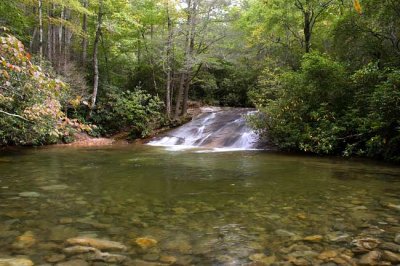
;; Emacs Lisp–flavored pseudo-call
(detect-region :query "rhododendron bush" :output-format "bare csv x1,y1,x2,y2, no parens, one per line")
0,34,90,145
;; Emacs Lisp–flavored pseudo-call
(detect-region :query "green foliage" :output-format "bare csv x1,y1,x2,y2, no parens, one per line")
250,52,400,161
0,34,89,145
92,87,164,138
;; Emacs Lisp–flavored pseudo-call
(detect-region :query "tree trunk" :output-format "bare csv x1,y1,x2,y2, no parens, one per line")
47,3,52,62
82,0,88,64
182,0,197,116
173,0,193,119
58,6,64,70
30,27,37,52
89,0,103,116
174,73,187,119
165,1,173,118
304,11,311,53
51,4,56,62
38,0,43,61
63,7,70,72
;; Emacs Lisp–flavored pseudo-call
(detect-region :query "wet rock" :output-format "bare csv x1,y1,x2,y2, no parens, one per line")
351,237,380,251
56,259,89,266
159,255,177,264
387,203,400,211
303,235,323,242
162,238,192,254
45,254,66,263
172,207,187,215
40,184,69,191
4,210,28,218
358,250,381,265
130,260,169,266
59,218,74,224
288,257,311,266
0,258,34,266
288,250,318,259
142,254,159,261
216,255,236,264
326,232,350,242
63,245,97,255
38,242,62,251
318,250,338,260
275,229,296,237
12,231,36,249
66,237,127,251
135,237,158,249
85,250,128,263
76,218,111,229
395,233,400,244
379,242,400,252
249,253,276,265
382,250,400,263
49,226,78,241
18,192,40,198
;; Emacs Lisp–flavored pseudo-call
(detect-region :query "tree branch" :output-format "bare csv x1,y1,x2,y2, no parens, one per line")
0,110,31,122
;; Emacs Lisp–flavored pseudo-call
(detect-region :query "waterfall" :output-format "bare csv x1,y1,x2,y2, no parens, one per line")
147,108,259,151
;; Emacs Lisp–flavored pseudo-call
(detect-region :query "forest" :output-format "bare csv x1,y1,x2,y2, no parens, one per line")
0,0,399,161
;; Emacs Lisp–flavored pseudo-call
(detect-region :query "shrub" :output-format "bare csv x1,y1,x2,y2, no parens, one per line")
0,34,90,145
93,87,164,138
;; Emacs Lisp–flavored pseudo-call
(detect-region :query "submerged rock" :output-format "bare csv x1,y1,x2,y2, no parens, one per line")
249,253,276,265
40,184,69,191
135,237,158,249
275,229,296,237
0,258,34,266
66,237,127,251
18,192,40,198
45,254,66,263
395,233,400,244
56,259,89,266
12,231,36,249
159,255,177,264
358,250,381,265
49,225,78,241
318,250,338,260
303,235,323,242
382,250,400,263
63,245,97,255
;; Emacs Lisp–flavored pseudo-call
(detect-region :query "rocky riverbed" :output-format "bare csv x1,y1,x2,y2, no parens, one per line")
0,145,399,265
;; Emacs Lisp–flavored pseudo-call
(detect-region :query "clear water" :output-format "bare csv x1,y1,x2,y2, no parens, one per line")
0,145,399,265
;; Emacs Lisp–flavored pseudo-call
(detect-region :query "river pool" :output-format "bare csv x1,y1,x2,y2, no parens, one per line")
0,145,399,265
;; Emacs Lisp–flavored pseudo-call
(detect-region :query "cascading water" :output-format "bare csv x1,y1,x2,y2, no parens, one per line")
147,108,260,151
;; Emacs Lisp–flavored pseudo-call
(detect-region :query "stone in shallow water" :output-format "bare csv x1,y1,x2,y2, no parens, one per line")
249,253,276,264
159,255,177,264
49,226,78,241
63,245,97,255
56,259,89,266
135,237,158,249
379,242,400,253
40,184,69,191
275,229,296,237
303,235,323,242
66,237,127,251
318,250,338,260
18,192,40,198
0,258,34,266
358,250,381,265
45,254,66,263
382,250,400,263
12,231,36,249
395,233,400,244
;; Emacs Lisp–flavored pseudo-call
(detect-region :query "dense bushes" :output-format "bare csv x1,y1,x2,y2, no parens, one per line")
249,53,400,161
0,34,90,145
92,87,164,138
